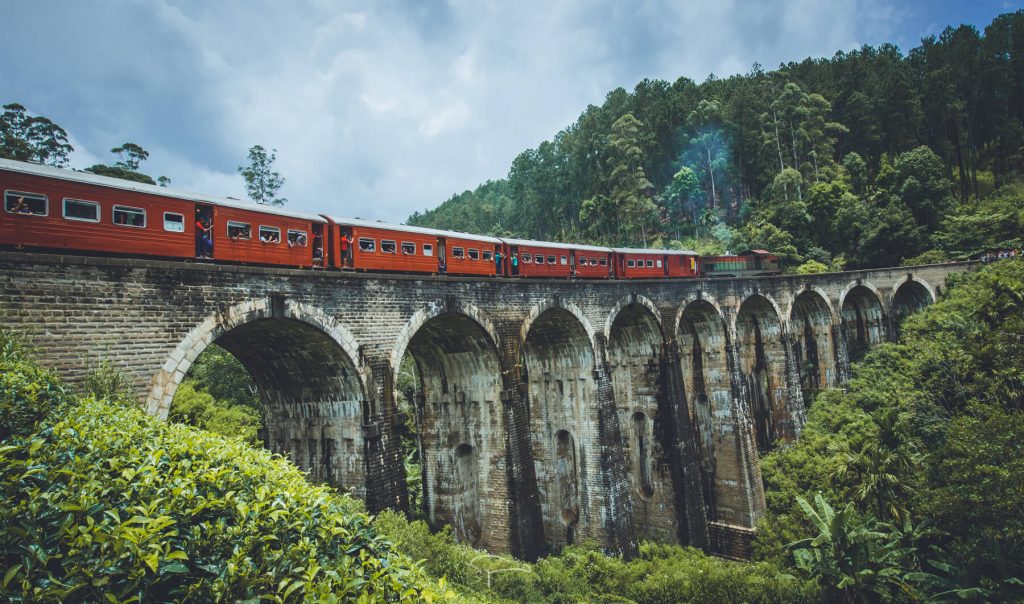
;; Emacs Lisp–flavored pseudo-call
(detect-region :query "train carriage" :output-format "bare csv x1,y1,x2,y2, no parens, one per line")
613,248,699,279
503,238,613,279
701,250,781,277
0,158,326,268
327,217,501,276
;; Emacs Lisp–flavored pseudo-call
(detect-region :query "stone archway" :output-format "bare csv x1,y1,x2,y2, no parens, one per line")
891,277,934,337
840,284,886,363
607,300,676,543
735,294,796,450
522,305,600,551
789,289,838,399
147,298,369,492
400,309,504,550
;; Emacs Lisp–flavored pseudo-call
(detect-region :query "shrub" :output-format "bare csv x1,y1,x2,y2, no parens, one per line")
0,394,445,602
0,329,69,441
83,358,137,403
168,380,261,444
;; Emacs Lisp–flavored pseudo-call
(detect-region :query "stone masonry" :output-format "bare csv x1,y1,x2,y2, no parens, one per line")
0,250,972,560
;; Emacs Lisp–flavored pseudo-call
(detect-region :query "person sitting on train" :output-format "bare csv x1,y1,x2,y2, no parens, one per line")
261,231,274,243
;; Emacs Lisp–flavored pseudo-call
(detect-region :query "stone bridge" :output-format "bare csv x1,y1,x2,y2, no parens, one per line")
0,251,973,559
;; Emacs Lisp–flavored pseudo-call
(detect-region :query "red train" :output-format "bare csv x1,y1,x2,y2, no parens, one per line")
0,158,780,278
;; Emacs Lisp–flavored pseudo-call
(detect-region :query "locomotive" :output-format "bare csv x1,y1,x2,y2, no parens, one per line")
0,158,780,278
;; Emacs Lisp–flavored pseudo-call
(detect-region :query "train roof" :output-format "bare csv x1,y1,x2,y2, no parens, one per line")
500,237,613,253
611,247,699,256
325,216,504,244
0,158,326,223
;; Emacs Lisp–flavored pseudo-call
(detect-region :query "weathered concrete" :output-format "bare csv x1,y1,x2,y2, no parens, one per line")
0,251,973,560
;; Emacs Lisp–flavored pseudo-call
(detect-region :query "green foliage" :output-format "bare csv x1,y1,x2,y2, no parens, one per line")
374,511,816,603
239,144,287,206
758,259,1024,601
0,329,69,442
0,352,444,601
83,359,137,403
83,163,157,185
183,343,260,411
794,260,828,274
168,381,261,444
0,103,73,167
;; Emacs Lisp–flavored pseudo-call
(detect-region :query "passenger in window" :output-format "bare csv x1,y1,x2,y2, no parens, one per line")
10,196,29,214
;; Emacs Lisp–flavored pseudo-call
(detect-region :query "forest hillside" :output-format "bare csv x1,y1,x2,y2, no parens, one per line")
408,11,1024,271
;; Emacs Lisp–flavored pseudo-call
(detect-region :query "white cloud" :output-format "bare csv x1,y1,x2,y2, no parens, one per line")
0,0,999,222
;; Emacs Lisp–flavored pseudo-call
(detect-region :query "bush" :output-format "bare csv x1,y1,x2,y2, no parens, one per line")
0,329,69,441
168,381,261,444
0,393,445,601
83,359,137,403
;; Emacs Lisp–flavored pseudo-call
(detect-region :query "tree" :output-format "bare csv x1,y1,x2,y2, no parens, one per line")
238,145,287,206
111,142,149,171
85,142,158,185
0,103,74,167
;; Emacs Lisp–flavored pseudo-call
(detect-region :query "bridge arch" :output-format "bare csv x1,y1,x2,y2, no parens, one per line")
606,298,674,542
677,296,740,524
839,282,886,362
147,298,369,490
787,288,838,395
388,300,503,549
891,276,935,326
734,293,792,450
521,300,599,550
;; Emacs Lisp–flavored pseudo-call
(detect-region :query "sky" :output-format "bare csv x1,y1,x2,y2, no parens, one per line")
3,0,1021,223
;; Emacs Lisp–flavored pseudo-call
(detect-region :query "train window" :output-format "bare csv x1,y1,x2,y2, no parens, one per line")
560,256,567,265
522,253,532,263
163,212,185,232
547,255,556,264
627,259,635,268
381,240,397,253
401,242,415,254
646,260,654,267
482,250,492,261
599,258,608,266
656,260,663,268
4,191,47,216
112,205,146,228
260,226,280,242
452,247,465,258
227,221,251,240
63,198,100,223
534,255,544,265
468,249,479,260
423,243,433,256
287,229,307,247
358,237,376,252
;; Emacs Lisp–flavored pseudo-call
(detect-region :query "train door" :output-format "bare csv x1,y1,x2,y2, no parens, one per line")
510,245,519,276
437,238,447,274
339,226,354,268
663,254,669,277
569,250,577,278
311,223,325,267
195,203,214,259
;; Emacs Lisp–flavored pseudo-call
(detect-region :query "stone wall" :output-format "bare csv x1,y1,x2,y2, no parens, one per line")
0,251,972,560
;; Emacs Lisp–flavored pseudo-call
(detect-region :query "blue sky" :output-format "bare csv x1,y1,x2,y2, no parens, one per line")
3,0,1019,222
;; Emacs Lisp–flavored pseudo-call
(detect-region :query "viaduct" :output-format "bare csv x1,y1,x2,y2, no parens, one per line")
0,251,973,560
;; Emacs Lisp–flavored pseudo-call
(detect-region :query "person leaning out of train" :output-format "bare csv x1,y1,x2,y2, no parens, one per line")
339,233,353,266
194,213,212,259
494,249,503,276
511,252,519,275
9,196,30,214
